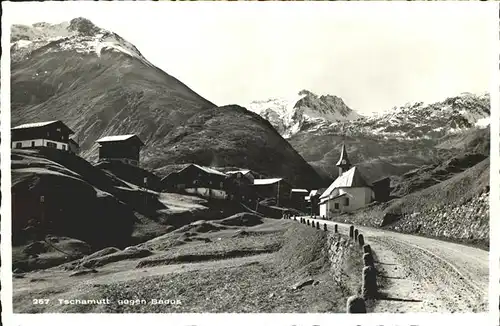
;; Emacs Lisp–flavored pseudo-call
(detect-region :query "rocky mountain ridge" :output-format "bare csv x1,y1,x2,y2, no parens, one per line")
287,93,490,182
246,90,361,138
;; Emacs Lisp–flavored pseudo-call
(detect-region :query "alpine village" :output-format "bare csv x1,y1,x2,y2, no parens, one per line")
10,17,490,314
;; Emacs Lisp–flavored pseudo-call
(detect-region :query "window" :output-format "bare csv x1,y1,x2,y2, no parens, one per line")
334,203,339,210
31,141,35,147
47,142,56,148
15,142,22,149
220,182,224,188
344,198,349,206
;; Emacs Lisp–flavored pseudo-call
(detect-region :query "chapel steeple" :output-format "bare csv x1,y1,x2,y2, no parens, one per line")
336,143,352,175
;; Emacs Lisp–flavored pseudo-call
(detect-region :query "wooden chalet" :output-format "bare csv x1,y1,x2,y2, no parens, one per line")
226,170,256,184
225,170,257,204
11,120,77,153
162,164,229,200
96,134,144,166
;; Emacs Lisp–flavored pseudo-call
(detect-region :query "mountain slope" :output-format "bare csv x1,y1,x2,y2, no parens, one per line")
11,18,322,187
146,105,323,188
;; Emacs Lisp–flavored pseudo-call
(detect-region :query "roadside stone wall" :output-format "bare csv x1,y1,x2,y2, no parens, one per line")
325,232,363,295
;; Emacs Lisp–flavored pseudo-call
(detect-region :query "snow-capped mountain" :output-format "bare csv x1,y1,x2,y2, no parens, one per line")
246,90,361,138
311,92,490,141
287,92,490,182
11,18,154,68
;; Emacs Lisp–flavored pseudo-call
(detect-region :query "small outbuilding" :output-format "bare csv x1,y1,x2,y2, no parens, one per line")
371,177,391,202
306,188,325,215
290,189,309,212
96,134,144,166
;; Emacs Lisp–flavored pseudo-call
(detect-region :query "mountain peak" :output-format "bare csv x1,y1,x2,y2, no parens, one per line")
298,89,316,97
68,17,101,36
246,91,360,138
11,17,153,67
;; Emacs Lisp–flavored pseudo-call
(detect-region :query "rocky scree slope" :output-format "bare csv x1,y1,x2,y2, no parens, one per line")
333,157,489,248
11,17,322,188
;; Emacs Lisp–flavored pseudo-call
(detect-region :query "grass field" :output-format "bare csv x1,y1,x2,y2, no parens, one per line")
13,217,361,313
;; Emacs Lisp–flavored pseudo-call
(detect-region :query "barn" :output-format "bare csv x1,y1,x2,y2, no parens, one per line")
290,189,309,212
253,178,292,206
11,120,77,153
96,134,144,166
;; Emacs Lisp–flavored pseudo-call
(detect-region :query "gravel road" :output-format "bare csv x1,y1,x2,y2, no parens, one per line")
302,217,488,313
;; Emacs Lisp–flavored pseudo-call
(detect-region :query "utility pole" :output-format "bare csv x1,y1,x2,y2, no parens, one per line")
40,195,45,240
143,177,148,208
277,180,280,207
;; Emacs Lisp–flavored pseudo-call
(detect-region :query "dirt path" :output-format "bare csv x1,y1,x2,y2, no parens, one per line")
302,217,488,313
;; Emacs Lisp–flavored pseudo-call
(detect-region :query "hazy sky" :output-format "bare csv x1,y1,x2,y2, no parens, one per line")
5,2,496,114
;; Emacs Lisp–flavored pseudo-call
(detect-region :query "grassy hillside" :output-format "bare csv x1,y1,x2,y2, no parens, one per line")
14,220,362,313
11,148,234,251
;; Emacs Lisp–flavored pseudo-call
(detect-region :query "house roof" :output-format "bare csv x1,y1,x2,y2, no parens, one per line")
291,189,309,193
320,167,370,199
68,138,80,146
254,178,283,185
12,120,74,134
96,134,144,146
227,170,252,175
372,176,391,185
180,164,227,177
320,192,350,204
310,188,326,197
